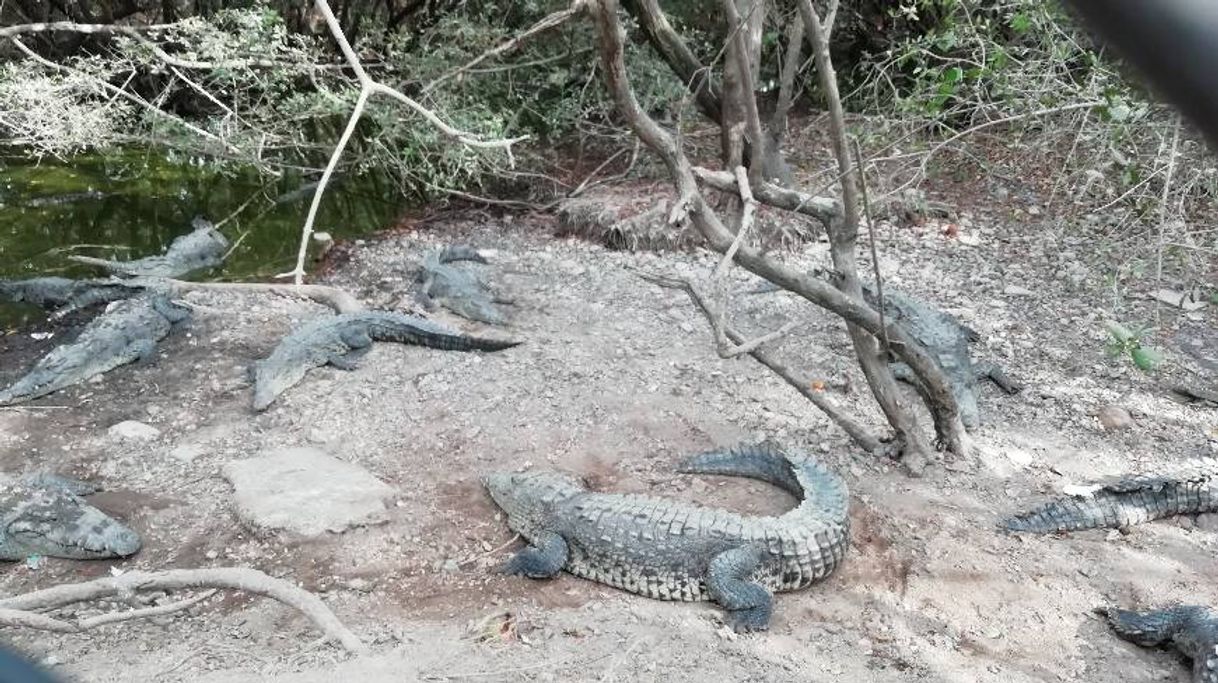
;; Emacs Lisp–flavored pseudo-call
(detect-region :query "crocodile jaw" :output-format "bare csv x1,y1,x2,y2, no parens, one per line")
482,471,583,539
251,359,308,411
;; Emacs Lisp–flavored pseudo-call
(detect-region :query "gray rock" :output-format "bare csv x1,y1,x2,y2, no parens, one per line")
1096,405,1134,431
1002,285,1035,297
222,447,396,536
168,444,206,463
108,420,161,442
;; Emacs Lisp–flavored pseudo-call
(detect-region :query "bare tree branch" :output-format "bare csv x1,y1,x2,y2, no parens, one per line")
639,271,885,454
0,567,367,655
277,0,531,285
621,0,723,123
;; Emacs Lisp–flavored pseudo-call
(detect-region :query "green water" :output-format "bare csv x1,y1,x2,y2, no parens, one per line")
0,151,402,282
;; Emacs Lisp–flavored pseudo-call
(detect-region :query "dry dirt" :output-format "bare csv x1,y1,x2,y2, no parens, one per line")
0,194,1216,683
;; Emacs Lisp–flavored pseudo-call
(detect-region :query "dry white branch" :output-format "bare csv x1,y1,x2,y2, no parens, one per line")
0,567,367,655
9,38,233,151
277,0,530,285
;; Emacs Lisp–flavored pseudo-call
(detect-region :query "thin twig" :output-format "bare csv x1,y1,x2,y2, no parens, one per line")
853,138,888,351
1153,115,1182,329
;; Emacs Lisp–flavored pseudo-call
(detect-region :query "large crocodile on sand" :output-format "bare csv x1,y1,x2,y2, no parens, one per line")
416,245,512,325
251,310,521,411
1100,605,1218,683
0,473,141,560
483,443,850,632
1001,457,1218,533
0,293,190,406
70,217,228,279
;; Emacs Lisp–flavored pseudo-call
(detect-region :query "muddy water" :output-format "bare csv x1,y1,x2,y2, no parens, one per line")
0,150,402,327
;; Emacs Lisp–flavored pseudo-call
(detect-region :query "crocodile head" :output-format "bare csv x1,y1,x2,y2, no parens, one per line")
482,470,585,538
0,489,142,560
250,359,308,412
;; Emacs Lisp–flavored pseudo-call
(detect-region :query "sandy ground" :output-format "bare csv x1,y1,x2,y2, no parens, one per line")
0,197,1215,683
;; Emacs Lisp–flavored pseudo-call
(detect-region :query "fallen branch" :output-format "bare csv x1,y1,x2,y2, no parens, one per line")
640,271,885,455
0,567,367,655
163,279,364,314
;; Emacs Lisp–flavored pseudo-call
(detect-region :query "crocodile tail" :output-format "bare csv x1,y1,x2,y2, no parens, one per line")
1002,465,1218,533
676,443,849,523
1101,605,1210,647
413,332,521,352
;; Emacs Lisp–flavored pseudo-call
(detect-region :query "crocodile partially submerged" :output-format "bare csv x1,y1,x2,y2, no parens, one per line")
0,276,145,319
1101,605,1218,683
0,293,190,406
416,245,512,325
483,443,851,632
1001,458,1218,533
0,473,141,560
251,310,521,411
70,217,228,279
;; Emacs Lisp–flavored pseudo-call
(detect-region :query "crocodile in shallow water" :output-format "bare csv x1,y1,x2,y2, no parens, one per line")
251,310,521,411
416,245,513,325
70,217,229,279
0,293,190,406
1001,457,1218,533
0,473,141,560
483,442,851,632
1101,605,1218,683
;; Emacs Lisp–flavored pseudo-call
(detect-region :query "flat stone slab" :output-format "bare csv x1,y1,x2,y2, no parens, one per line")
108,420,161,441
222,447,395,537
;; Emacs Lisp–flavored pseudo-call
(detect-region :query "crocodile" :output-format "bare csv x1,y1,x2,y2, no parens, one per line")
749,279,1019,428
483,442,851,632
415,245,513,325
0,276,145,318
1100,605,1218,683
865,288,1021,429
0,293,190,406
70,217,229,279
1001,457,1218,533
0,473,141,560
251,310,522,411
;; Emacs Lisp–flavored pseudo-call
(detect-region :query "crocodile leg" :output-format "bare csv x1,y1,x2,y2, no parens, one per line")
328,346,371,371
501,531,568,578
976,362,1023,394
127,339,160,366
707,546,773,633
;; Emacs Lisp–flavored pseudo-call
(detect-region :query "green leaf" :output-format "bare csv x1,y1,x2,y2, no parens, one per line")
1104,321,1134,343
942,66,963,84
1130,346,1163,372
1009,13,1032,34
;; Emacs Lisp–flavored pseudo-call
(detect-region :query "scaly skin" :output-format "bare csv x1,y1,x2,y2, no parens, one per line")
74,217,228,279
0,474,141,561
1002,458,1218,533
868,289,1021,429
483,443,851,632
0,294,190,406
0,277,140,315
416,245,510,325
750,280,1019,428
251,310,521,411
1102,605,1218,683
